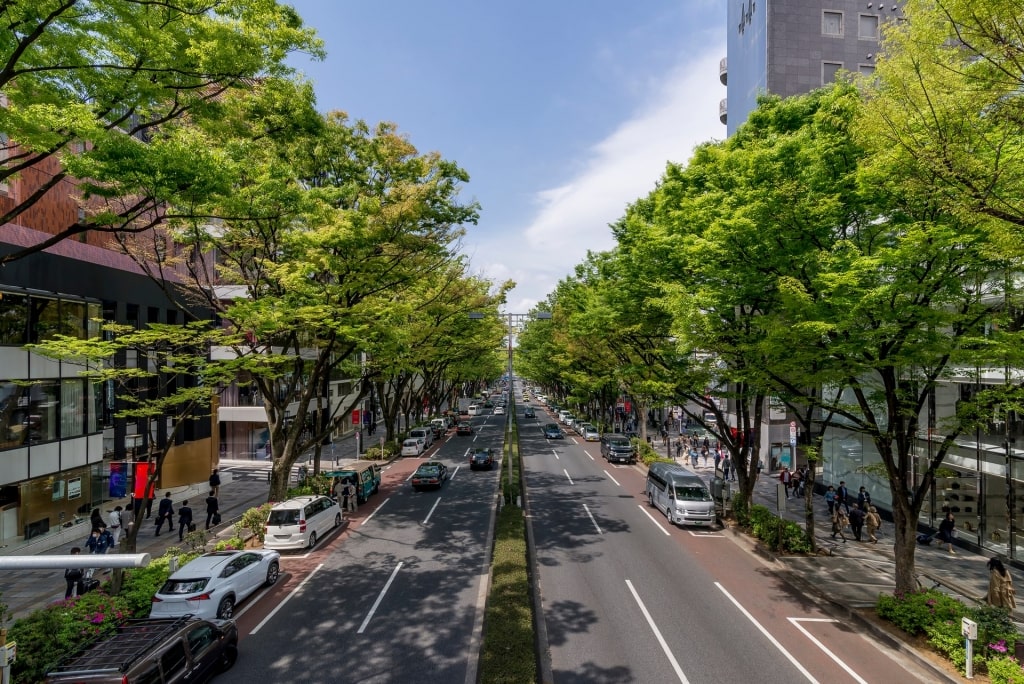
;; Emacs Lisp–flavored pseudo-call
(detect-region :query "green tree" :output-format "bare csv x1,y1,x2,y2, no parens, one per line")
0,0,322,263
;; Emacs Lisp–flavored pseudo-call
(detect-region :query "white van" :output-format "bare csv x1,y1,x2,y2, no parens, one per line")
264,495,343,550
646,463,715,527
409,427,433,448
557,410,571,424
467,404,481,416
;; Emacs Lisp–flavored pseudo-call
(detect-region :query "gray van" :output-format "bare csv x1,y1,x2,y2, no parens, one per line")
600,434,636,464
409,427,433,448
646,462,715,527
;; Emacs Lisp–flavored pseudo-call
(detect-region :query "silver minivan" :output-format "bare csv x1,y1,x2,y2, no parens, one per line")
264,495,343,550
409,427,433,448
646,463,715,527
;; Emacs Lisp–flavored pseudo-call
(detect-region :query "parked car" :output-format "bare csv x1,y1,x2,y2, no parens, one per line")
401,438,424,457
524,407,536,419
469,448,495,470
543,423,563,439
456,421,474,435
46,616,238,684
323,462,382,503
409,427,433,448
411,461,449,490
601,433,637,464
580,424,600,441
150,550,281,620
263,495,343,550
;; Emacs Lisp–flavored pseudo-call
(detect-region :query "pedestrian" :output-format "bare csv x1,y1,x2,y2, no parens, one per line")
177,500,194,542
89,507,106,530
723,457,733,481
344,479,357,513
209,468,221,497
108,505,123,547
689,448,699,469
154,492,174,536
857,486,871,511
837,481,850,514
865,505,881,543
830,506,849,543
675,440,682,459
64,547,84,599
714,450,722,471
825,485,836,515
848,503,865,541
780,467,792,498
937,511,957,554
85,525,114,578
986,558,1016,609
791,469,802,497
205,490,220,530
701,448,709,467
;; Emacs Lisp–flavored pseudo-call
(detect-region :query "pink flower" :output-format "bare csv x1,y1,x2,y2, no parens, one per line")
989,640,1008,653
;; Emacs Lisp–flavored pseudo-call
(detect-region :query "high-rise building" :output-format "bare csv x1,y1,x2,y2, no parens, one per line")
721,0,902,134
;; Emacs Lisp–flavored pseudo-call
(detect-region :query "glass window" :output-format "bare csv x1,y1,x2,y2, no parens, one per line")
859,14,879,40
823,11,843,36
61,379,85,439
87,302,102,340
160,641,188,677
60,299,87,339
26,381,59,444
89,381,102,433
29,296,61,343
823,62,843,84
0,382,28,449
0,292,29,345
859,64,876,76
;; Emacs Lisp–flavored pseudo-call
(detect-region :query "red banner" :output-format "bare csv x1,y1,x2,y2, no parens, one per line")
352,409,361,426
133,462,156,500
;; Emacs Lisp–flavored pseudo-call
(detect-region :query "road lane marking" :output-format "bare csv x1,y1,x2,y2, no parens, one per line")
406,469,416,481
357,562,404,633
788,618,868,684
250,563,323,634
571,437,579,444
604,470,621,487
637,504,671,536
360,497,390,526
552,449,559,460
450,465,461,481
423,497,442,525
583,504,603,534
585,451,594,460
715,583,818,683
686,529,725,537
563,469,574,484
625,580,690,683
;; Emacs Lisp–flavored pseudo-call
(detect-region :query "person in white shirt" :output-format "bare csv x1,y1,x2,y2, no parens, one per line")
108,505,123,547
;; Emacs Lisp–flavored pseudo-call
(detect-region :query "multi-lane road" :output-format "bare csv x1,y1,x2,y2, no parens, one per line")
206,388,935,683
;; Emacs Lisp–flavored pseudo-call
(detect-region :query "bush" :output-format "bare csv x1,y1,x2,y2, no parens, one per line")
363,443,398,460
742,504,812,553
987,656,1024,683
926,619,969,671
635,438,672,466
876,588,964,636
236,503,272,544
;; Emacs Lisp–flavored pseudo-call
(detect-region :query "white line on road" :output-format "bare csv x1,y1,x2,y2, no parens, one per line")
625,580,690,683
250,563,323,634
571,437,579,445
406,469,416,481
604,470,621,487
450,465,461,481
552,449,559,460
358,562,404,634
788,618,868,684
563,469,574,485
715,583,818,683
686,529,725,537
360,497,390,526
423,497,442,525
637,504,671,536
585,451,594,460
583,504,603,534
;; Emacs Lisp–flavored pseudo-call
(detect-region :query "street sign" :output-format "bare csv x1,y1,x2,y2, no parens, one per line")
1,641,16,665
789,421,797,440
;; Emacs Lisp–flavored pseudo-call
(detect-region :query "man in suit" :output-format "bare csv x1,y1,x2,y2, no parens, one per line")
154,492,174,536
837,481,851,514
177,500,194,542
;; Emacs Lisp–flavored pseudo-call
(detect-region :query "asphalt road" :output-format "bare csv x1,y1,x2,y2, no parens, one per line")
524,403,938,683
217,411,503,684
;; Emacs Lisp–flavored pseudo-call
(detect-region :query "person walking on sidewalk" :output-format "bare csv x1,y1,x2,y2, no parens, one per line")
205,490,220,530
108,506,124,548
84,525,114,578
825,485,836,515
154,492,174,536
64,546,84,599
865,505,881,543
857,486,871,511
209,468,221,497
937,511,957,554
831,506,849,542
344,479,357,514
723,456,733,482
837,481,851,514
848,503,865,541
986,557,1016,609
780,467,792,498
177,500,194,542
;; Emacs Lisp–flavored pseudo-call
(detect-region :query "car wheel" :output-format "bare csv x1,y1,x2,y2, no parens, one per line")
334,512,342,528
216,596,235,620
308,531,318,549
218,644,239,672
265,561,280,586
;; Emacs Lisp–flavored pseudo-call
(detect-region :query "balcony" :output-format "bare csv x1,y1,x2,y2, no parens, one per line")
719,57,727,85
719,98,727,125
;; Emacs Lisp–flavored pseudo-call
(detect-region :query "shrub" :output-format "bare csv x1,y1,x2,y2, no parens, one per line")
926,619,968,671
743,504,812,553
969,604,1017,655
214,536,246,552
363,442,398,460
987,656,1024,683
733,492,750,526
236,503,273,544
876,588,964,636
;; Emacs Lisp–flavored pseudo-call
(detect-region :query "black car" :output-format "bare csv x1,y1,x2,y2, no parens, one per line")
411,461,449,490
469,448,495,470
524,407,536,419
543,423,563,439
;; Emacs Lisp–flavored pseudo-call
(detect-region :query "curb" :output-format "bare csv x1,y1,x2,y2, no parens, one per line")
724,525,960,683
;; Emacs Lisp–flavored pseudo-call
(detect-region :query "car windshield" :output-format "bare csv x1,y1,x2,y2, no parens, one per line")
675,486,711,502
403,440,418,447
473,451,489,459
268,509,301,526
160,577,210,594
416,466,440,476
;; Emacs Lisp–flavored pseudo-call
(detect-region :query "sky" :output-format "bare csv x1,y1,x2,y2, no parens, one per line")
285,1,727,313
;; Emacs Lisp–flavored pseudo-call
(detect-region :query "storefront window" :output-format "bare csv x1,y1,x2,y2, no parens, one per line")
0,292,29,345
29,296,61,343
61,379,85,438
25,381,59,444
0,381,27,449
87,302,102,340
61,299,87,339
89,381,102,433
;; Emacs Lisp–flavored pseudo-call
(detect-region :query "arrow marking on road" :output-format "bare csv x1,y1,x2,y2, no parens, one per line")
357,562,404,634
583,504,603,534
250,563,323,635
625,580,690,683
637,505,671,536
788,618,868,684
715,582,818,683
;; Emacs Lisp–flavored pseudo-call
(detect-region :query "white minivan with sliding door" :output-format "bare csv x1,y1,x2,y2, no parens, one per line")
646,463,715,527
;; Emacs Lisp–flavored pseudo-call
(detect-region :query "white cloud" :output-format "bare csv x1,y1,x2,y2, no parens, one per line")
471,44,727,311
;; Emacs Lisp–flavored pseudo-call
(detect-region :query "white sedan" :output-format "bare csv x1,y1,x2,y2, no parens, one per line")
150,550,281,620
401,438,425,456
494,405,505,415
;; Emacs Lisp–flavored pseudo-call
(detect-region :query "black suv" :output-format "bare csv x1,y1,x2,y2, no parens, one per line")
600,434,636,464
45,616,238,683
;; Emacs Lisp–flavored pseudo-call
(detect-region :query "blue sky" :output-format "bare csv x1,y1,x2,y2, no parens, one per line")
285,1,726,312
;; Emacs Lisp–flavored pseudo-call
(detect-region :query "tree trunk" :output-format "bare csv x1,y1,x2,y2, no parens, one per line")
803,458,817,553
268,456,291,502
891,496,919,594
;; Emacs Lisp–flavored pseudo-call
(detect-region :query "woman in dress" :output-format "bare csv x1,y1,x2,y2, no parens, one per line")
986,557,1016,609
